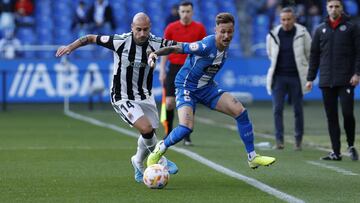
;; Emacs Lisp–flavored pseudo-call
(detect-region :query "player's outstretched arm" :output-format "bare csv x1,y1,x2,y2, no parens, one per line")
55,34,97,57
156,43,183,56
148,43,183,68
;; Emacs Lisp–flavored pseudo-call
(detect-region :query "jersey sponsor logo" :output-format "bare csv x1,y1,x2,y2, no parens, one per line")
129,61,148,68
100,36,110,43
204,64,220,74
127,112,134,120
189,43,199,51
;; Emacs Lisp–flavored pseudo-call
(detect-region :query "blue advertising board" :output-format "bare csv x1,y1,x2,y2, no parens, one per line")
0,58,358,103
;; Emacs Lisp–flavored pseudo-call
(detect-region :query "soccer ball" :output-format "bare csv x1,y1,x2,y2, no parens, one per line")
143,164,169,189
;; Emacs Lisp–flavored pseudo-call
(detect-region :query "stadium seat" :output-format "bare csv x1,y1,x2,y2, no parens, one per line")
343,0,359,16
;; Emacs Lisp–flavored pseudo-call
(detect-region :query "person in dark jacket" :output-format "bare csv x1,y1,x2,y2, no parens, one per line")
86,0,115,34
306,0,360,161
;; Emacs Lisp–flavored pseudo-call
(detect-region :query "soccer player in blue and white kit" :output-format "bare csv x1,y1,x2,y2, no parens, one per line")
147,13,276,169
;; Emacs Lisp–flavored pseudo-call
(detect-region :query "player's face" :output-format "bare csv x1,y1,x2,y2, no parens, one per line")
178,5,193,24
327,1,343,20
215,22,234,50
280,12,295,31
131,20,151,45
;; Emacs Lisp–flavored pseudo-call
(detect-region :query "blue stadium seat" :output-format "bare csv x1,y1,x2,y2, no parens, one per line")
165,0,180,11
115,27,127,35
253,14,270,37
16,28,35,42
54,15,72,30
36,29,53,42
147,0,163,13
252,15,269,56
344,0,358,16
109,0,126,4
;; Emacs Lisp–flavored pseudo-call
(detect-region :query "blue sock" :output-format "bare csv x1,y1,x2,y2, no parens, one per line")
164,125,192,147
236,110,255,153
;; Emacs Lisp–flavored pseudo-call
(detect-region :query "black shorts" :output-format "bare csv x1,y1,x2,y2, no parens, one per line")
166,64,183,97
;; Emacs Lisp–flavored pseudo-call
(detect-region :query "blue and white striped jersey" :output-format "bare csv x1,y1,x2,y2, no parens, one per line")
175,35,228,90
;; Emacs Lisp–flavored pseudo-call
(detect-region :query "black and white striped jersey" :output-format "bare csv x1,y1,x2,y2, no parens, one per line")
96,32,176,102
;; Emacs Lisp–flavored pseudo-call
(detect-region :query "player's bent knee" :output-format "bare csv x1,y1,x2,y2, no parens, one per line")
231,106,245,118
137,124,153,135
141,129,155,139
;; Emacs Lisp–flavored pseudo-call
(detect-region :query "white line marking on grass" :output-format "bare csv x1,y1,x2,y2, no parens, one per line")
65,110,305,203
195,117,346,156
306,161,358,176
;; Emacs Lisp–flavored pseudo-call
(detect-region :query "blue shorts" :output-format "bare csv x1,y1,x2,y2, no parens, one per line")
175,85,225,111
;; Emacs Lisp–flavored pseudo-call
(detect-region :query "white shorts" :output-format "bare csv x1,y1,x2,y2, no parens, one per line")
112,95,159,129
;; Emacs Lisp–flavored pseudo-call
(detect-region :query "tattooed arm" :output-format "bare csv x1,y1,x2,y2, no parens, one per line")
148,43,183,67
56,35,97,57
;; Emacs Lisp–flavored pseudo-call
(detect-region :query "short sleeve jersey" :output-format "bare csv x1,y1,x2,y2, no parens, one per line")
164,20,206,65
175,35,228,90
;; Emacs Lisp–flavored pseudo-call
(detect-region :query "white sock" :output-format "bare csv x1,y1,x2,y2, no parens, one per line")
134,134,157,164
248,151,257,161
158,141,167,153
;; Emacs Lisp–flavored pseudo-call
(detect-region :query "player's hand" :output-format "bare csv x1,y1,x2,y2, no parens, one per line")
148,52,158,68
56,46,72,57
350,74,359,86
305,81,313,90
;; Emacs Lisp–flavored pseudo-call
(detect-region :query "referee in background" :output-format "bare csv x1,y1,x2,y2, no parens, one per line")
159,1,206,145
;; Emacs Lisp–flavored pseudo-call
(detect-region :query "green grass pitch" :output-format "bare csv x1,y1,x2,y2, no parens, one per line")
0,102,359,202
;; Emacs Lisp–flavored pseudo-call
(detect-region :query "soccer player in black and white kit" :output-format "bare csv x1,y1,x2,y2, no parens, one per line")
56,13,178,183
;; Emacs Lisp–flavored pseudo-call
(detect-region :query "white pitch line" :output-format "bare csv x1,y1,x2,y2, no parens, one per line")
64,109,304,203
195,116,345,156
306,161,358,176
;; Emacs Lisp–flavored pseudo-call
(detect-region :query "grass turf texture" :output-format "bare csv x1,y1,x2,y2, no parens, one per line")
0,101,359,202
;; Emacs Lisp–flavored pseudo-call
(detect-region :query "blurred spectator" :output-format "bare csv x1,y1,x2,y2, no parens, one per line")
14,0,34,27
280,0,322,32
255,0,279,30
14,0,32,16
0,0,15,33
72,0,87,30
0,28,21,59
72,0,88,40
165,4,179,26
306,1,322,33
87,0,115,34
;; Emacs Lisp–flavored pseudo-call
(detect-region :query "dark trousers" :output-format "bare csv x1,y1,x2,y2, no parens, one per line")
272,75,304,144
321,86,356,155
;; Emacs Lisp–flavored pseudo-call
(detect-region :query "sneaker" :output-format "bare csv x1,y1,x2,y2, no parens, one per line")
184,140,193,146
273,143,284,150
165,159,179,174
130,156,144,183
183,136,193,146
321,152,342,161
294,142,302,151
248,154,276,169
348,147,359,161
158,156,179,174
147,140,166,167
